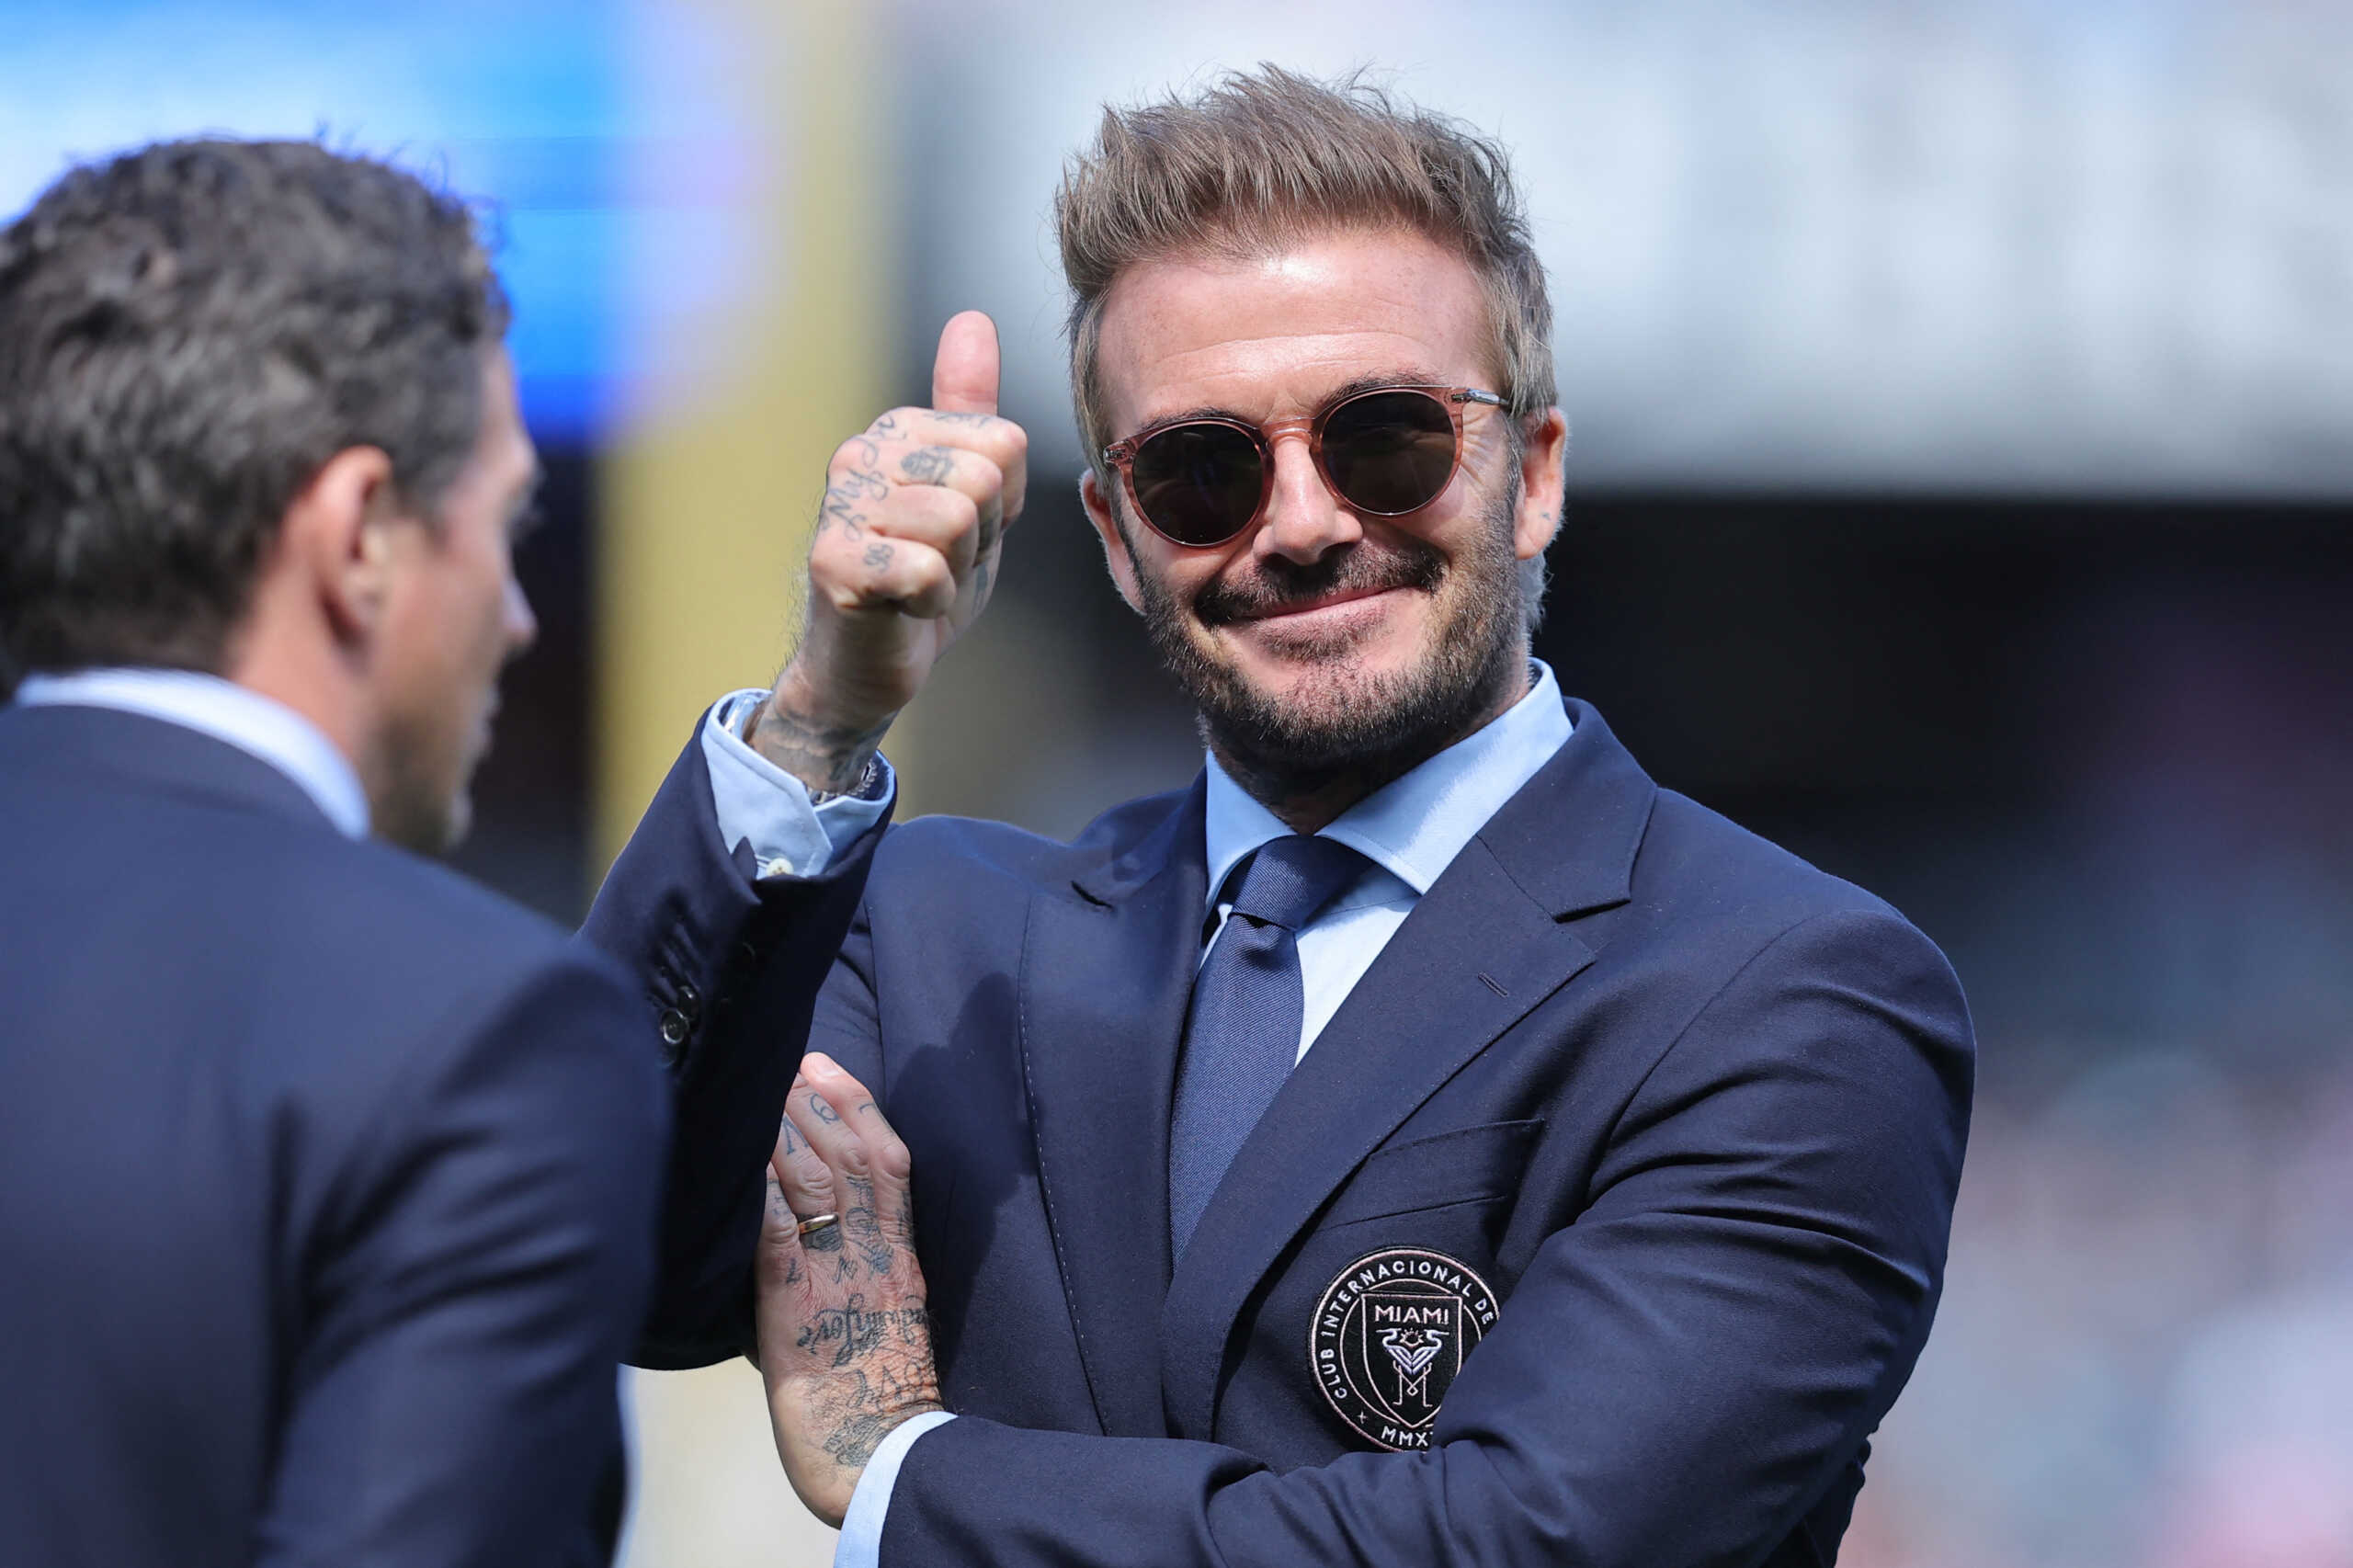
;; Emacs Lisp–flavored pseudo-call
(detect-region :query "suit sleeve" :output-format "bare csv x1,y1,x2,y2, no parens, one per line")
580,724,887,1369
879,906,1975,1568
253,953,666,1568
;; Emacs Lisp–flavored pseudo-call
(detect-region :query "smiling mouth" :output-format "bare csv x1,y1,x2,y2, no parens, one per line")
1192,535,1447,631
1233,584,1411,622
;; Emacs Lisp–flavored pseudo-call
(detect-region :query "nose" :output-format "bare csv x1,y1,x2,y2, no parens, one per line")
1253,430,1361,565
503,571,538,658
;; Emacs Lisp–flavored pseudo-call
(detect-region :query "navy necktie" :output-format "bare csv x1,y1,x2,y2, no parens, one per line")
1169,834,1367,1261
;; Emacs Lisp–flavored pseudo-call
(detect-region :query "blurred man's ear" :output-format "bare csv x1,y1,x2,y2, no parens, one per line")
1078,469,1146,616
281,446,401,646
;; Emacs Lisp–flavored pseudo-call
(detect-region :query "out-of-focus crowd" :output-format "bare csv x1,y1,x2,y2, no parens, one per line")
1847,595,2353,1568
1851,1051,2353,1568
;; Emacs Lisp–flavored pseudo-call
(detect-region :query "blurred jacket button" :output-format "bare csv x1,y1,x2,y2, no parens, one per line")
658,1008,691,1055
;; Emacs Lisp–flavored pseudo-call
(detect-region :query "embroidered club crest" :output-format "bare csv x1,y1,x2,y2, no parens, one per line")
1309,1246,1501,1450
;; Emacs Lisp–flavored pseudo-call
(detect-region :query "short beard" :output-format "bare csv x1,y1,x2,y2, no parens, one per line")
1128,487,1529,807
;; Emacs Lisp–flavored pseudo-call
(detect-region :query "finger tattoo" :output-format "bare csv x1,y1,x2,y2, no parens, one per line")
899,447,956,485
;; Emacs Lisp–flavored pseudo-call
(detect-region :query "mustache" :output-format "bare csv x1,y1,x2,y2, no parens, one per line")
1192,539,1446,626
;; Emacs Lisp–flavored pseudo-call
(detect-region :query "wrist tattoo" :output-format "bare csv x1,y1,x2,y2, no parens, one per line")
753,704,892,795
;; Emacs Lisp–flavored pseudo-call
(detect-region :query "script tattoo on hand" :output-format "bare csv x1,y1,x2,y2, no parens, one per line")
816,448,889,540
794,1295,930,1369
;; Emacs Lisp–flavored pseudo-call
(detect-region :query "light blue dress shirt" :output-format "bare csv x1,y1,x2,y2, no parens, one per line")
767,662,1574,1568
1200,659,1574,1062
699,689,896,880
11,667,371,838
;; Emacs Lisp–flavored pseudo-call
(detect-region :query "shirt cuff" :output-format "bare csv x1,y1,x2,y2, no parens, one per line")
832,1410,955,1568
699,689,894,880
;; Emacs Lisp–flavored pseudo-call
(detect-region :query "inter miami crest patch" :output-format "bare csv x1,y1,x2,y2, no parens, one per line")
1310,1246,1501,1450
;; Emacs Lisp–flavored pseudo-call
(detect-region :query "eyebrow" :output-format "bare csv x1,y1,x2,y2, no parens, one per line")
1138,369,1451,432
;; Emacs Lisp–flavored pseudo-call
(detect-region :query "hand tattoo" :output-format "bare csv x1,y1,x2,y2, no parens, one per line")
842,1173,894,1275
786,1290,943,1478
899,446,957,486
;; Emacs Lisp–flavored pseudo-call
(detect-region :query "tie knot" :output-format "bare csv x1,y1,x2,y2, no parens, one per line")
1225,835,1366,932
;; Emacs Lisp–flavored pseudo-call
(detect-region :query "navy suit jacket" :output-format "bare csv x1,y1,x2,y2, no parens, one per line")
608,698,1974,1567
0,703,875,1567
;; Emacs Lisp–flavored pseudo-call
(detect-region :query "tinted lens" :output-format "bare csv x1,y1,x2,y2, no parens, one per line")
1319,390,1458,515
1127,422,1265,545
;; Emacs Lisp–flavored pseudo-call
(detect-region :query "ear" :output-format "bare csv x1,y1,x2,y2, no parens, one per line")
1079,467,1146,615
279,446,403,647
1510,407,1569,564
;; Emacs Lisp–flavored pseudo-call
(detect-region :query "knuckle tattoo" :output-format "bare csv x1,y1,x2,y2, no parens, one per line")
899,446,956,486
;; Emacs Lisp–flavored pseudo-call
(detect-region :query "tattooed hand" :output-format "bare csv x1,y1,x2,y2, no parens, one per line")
751,311,1028,794
756,1052,944,1528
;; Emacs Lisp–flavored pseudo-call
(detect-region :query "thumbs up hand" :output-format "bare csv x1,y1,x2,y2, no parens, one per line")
752,311,1028,795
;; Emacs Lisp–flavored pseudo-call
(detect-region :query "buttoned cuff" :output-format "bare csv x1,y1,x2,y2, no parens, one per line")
832,1410,955,1568
699,690,894,880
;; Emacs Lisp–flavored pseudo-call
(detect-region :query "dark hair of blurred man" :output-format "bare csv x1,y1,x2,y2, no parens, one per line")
0,140,885,1568
591,67,1976,1568
0,137,527,846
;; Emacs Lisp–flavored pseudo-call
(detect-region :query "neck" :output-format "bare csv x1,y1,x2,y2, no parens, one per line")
222,614,377,812
1210,651,1532,834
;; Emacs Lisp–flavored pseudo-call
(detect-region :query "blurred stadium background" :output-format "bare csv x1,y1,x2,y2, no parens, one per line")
5,1,2348,1563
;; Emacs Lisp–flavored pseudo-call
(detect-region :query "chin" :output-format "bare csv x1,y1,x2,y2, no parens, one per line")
369,764,472,855
1225,628,1432,706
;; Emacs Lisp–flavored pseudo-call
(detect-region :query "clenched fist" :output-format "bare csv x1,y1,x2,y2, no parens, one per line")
752,311,1028,793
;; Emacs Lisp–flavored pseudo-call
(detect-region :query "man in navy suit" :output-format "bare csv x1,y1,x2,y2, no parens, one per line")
0,141,963,1565
595,70,1973,1567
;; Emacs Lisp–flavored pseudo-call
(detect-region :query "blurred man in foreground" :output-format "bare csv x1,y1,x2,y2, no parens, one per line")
597,69,1974,1568
0,141,907,1565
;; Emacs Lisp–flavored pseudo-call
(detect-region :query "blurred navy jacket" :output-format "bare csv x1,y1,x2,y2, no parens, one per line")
0,682,878,1567
599,691,1975,1568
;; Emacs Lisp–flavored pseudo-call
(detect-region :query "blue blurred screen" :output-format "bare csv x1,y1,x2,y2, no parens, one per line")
0,0,623,440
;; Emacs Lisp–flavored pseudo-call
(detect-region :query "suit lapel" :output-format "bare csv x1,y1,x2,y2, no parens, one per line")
1018,780,1210,1437
1159,700,1656,1438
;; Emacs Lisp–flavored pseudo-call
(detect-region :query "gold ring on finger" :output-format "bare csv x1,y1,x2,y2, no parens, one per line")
794,1211,840,1237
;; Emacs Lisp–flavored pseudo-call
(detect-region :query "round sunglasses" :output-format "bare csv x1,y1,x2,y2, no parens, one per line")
1102,384,1506,548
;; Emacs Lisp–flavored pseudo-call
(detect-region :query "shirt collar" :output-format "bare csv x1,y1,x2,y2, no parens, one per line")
12,667,371,839
1202,660,1574,913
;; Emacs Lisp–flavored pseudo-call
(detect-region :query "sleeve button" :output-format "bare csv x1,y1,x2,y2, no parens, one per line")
658,1009,691,1050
